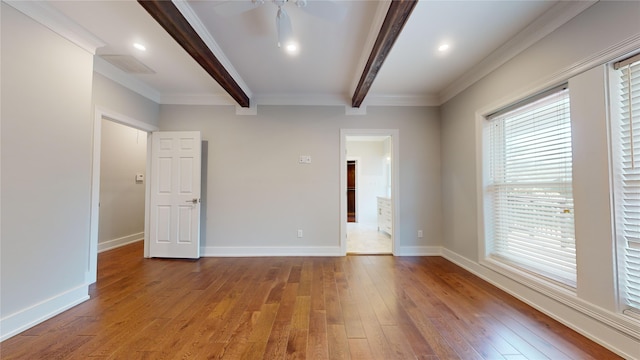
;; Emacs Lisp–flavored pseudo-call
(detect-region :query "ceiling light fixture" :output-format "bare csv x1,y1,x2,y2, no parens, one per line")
133,42,147,51
438,43,450,52
275,3,299,55
276,6,294,47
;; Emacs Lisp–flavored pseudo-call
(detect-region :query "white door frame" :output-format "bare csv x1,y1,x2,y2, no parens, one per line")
88,107,158,284
340,129,399,255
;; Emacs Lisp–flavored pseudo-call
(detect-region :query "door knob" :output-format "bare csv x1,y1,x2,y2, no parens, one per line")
186,198,199,204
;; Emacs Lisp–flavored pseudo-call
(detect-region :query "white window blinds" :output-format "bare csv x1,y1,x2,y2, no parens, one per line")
614,55,640,313
487,87,576,287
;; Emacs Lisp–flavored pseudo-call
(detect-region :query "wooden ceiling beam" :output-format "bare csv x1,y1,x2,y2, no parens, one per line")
351,0,417,108
138,0,250,108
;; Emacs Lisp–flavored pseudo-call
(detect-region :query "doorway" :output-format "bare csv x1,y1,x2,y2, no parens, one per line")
340,129,399,255
88,108,158,284
347,160,357,222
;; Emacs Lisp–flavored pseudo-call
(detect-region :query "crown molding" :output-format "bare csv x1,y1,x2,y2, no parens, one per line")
438,0,598,105
3,0,105,54
94,56,162,103
155,92,438,107
254,93,349,106
363,94,440,107
161,93,235,106
171,0,253,100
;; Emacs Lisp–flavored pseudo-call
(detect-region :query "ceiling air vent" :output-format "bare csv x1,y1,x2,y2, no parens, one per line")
100,55,156,74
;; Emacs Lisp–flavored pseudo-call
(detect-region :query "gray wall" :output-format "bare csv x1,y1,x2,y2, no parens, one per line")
159,105,442,253
92,72,159,127
1,3,94,335
98,119,147,248
440,1,640,356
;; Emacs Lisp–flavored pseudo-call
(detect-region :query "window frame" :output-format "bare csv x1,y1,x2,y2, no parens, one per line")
611,55,640,319
479,84,578,293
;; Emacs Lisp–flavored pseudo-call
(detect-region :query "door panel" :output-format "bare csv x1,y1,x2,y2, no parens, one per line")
149,131,201,258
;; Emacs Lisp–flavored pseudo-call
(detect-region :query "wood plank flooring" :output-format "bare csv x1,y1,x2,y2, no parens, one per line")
0,241,622,359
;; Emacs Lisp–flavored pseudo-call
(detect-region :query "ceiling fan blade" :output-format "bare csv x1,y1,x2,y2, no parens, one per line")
212,0,263,17
297,0,347,22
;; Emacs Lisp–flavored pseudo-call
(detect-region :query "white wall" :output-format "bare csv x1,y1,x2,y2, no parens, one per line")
0,3,94,340
92,72,159,128
159,105,442,254
98,120,147,250
346,140,387,224
440,1,640,357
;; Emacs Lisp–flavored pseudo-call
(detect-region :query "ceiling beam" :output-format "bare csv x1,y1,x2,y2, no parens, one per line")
351,0,417,108
138,0,250,108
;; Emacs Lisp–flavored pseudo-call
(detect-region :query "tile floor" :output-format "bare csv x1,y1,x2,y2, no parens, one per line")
346,221,392,254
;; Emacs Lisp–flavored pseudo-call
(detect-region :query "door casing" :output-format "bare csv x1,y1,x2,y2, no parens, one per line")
88,107,158,284
340,129,399,256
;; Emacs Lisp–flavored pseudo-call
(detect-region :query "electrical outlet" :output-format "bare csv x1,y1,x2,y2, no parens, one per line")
418,230,423,238
297,229,303,238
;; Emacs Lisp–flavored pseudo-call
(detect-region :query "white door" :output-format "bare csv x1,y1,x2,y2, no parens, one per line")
149,131,202,258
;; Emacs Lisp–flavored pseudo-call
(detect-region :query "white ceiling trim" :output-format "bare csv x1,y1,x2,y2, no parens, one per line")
363,94,440,107
172,0,253,100
161,93,236,106
94,56,162,103
253,93,350,106
438,0,598,105
4,0,105,54
251,93,437,107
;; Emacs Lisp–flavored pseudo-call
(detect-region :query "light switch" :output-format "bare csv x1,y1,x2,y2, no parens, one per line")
135,173,144,183
299,155,312,164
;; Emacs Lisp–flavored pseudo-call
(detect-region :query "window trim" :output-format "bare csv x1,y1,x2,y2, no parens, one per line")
470,38,640,346
481,85,576,290
609,55,640,318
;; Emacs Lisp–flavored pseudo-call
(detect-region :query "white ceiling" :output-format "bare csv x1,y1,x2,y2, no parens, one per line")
42,0,595,108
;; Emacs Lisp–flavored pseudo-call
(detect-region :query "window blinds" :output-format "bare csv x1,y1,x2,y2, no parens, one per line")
487,88,576,286
615,57,640,312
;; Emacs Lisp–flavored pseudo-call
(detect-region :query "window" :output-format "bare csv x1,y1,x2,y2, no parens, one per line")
613,53,640,315
485,86,576,287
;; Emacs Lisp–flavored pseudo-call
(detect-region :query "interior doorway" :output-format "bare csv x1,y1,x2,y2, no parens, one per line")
347,160,357,222
88,108,158,284
340,129,399,255
98,119,147,251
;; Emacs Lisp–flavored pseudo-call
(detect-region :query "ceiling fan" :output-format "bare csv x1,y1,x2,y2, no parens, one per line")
212,0,348,52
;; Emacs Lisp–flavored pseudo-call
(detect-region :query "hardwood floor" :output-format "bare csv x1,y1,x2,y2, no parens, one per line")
0,241,622,359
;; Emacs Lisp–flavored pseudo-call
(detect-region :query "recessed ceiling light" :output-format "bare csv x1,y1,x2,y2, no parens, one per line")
285,42,299,55
438,43,450,52
133,43,146,51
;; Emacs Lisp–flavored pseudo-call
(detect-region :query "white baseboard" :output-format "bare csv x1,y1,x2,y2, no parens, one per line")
0,284,89,341
397,246,443,256
98,232,143,253
441,248,640,360
201,246,342,257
